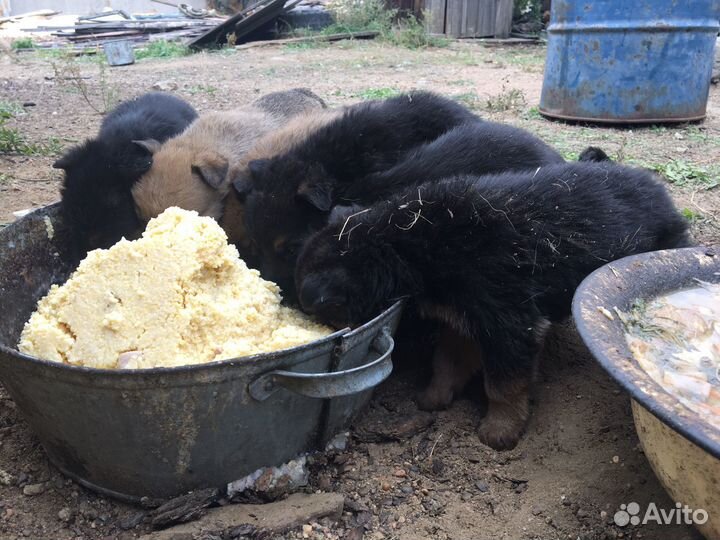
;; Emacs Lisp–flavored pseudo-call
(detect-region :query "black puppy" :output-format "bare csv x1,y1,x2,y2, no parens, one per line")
55,92,197,258
344,120,565,200
235,91,479,293
295,161,690,450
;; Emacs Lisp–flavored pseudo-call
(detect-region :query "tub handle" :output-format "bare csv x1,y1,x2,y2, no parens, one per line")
249,327,394,401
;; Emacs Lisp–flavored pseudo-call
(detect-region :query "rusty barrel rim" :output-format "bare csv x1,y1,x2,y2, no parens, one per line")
538,108,707,125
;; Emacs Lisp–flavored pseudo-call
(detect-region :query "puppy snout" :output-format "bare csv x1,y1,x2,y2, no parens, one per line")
298,274,332,313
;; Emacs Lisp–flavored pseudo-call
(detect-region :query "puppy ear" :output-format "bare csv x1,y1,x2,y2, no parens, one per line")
132,139,162,155
52,155,73,170
192,153,229,190
248,159,270,178
231,170,253,201
297,180,334,212
53,144,86,170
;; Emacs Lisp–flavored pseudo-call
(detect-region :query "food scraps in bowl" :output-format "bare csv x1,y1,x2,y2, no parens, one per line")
17,207,331,369
622,280,720,428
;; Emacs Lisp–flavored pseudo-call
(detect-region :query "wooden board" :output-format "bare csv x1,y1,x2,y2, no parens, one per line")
493,0,512,38
187,0,286,48
233,30,379,49
423,0,445,35
431,0,513,38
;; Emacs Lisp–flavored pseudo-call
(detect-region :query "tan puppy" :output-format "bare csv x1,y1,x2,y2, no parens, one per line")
132,89,326,229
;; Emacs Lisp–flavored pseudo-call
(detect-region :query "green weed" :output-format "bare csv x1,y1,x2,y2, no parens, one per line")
284,41,326,51
187,84,218,95
383,15,449,49
0,101,24,119
325,0,394,34
523,106,543,120
135,40,191,60
324,0,444,49
485,88,526,112
0,120,62,156
11,37,34,50
451,92,482,110
354,87,400,100
681,208,701,222
653,160,719,188
50,53,120,115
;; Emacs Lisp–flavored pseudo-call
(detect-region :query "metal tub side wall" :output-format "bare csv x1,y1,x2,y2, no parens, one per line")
0,206,395,500
540,0,720,123
0,347,336,500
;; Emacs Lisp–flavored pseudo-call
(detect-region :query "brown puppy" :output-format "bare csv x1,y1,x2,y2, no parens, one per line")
131,89,326,245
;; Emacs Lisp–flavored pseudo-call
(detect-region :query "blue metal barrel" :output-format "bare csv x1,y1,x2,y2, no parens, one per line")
539,1,720,123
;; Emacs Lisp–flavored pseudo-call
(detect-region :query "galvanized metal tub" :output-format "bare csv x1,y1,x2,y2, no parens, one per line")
540,0,720,123
572,247,720,539
0,205,403,502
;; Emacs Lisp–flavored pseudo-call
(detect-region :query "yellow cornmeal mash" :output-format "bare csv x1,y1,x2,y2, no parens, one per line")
18,207,331,369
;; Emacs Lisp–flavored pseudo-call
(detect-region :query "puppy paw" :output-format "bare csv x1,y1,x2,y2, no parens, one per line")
416,386,453,411
477,408,527,451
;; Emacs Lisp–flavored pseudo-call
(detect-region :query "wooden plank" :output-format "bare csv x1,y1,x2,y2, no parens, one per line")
423,0,445,34
233,30,379,49
474,0,495,37
0,9,58,24
464,0,478,37
494,0,513,38
188,0,284,48
459,0,467,38
445,0,463,38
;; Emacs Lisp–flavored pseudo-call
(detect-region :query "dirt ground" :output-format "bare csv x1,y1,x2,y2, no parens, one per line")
1,39,719,540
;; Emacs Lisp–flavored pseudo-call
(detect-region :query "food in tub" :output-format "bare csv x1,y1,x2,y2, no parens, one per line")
18,207,331,369
622,280,720,428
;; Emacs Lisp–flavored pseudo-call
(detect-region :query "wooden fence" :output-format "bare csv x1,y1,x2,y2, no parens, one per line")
414,0,514,38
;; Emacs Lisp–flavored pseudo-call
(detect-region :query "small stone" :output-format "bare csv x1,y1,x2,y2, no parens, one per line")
119,510,145,530
431,459,444,475
58,507,73,522
612,455,620,464
393,469,406,478
22,483,46,496
531,505,543,516
317,474,332,492
576,508,589,519
600,510,608,520
346,527,364,540
152,80,178,91
561,496,571,506
0,470,14,486
475,481,489,493
302,523,313,538
400,485,413,494
79,501,98,520
381,482,391,491
460,492,471,502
